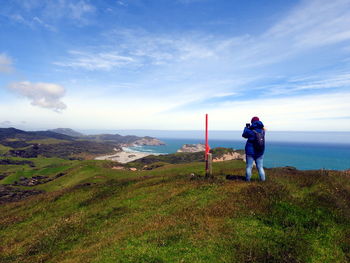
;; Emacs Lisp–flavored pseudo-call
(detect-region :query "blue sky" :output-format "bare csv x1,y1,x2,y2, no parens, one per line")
1,0,350,131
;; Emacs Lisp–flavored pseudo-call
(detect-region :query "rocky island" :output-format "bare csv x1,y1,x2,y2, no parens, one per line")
125,136,165,147
177,143,206,153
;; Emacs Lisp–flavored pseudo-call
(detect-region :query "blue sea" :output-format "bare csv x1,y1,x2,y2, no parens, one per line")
128,138,350,171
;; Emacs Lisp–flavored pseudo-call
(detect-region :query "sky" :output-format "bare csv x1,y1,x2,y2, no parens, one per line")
1,0,350,132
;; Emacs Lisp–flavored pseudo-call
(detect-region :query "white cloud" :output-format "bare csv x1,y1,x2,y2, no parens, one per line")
9,13,26,23
8,82,67,112
0,53,13,73
265,0,350,48
32,16,56,31
54,50,135,70
260,72,350,96
68,0,95,21
55,30,217,70
6,13,56,31
4,0,95,29
117,1,127,7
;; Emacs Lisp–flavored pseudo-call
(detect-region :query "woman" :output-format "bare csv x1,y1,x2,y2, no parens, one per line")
242,116,266,181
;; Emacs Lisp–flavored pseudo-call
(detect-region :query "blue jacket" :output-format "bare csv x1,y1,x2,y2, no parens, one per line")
242,120,265,157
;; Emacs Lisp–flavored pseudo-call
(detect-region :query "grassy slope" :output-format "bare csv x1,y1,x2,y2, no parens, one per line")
0,158,349,263
27,139,71,145
0,157,77,185
0,145,12,155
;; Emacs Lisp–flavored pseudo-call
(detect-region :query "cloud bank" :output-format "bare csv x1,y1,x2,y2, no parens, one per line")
8,82,67,112
0,121,12,127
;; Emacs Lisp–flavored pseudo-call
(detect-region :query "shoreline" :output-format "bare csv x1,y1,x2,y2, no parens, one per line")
94,147,159,163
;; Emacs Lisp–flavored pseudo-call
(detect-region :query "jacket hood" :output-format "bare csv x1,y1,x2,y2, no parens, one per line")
251,120,264,129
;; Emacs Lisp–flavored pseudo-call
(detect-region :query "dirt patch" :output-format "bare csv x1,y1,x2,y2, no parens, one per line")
226,175,246,181
0,173,10,180
112,166,125,170
12,173,66,187
0,185,44,204
74,182,96,188
0,159,35,167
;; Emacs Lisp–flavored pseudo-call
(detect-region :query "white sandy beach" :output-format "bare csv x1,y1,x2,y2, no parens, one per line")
95,148,157,163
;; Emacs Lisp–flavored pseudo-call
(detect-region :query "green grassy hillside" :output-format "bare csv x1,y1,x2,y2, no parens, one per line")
0,157,349,263
0,127,163,160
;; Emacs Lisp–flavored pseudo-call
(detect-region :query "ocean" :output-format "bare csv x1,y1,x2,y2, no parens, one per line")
127,138,350,171
82,129,350,171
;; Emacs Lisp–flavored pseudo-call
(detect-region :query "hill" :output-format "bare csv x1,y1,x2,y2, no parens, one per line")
0,155,349,263
0,128,164,160
0,128,116,159
49,128,84,137
82,134,164,146
49,127,165,146
0,127,74,141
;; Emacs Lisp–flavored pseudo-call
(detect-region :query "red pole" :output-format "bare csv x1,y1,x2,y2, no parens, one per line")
205,113,209,160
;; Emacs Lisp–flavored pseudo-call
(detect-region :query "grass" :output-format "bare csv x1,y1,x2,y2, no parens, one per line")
0,157,349,262
0,157,77,185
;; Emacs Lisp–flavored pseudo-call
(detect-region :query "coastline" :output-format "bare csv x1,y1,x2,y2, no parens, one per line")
93,139,350,170
121,139,350,170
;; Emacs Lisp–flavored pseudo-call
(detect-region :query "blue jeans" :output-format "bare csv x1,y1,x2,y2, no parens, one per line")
246,155,265,181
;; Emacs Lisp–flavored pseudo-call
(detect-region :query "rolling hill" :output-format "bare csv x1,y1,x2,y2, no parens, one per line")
0,153,349,263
